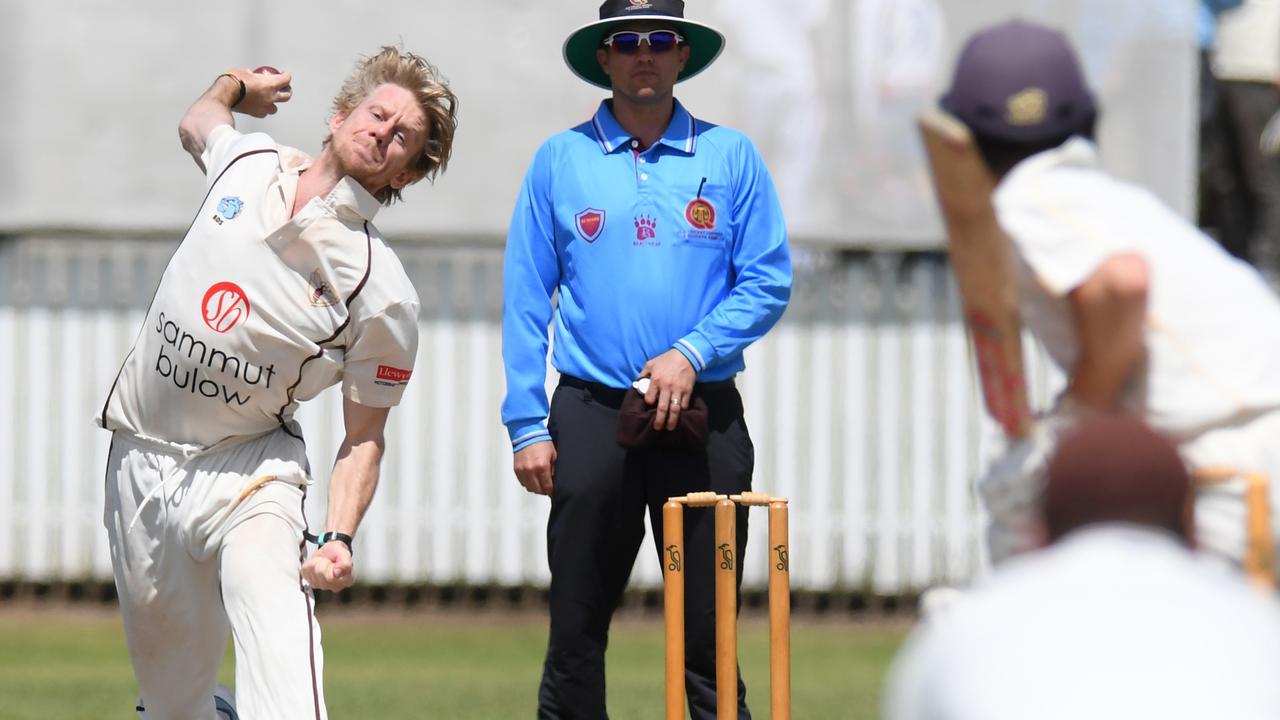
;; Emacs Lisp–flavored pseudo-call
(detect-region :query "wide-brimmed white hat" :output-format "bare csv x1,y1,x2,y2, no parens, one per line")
563,0,726,90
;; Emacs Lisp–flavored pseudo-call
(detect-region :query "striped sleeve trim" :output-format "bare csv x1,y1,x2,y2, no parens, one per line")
512,430,553,453
675,339,706,372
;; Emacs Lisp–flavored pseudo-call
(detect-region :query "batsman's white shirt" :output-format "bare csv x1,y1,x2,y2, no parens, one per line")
885,526,1280,720
995,137,1280,438
101,124,420,448
986,138,1280,570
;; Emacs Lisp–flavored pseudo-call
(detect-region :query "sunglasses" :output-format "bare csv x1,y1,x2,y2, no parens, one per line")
602,29,685,54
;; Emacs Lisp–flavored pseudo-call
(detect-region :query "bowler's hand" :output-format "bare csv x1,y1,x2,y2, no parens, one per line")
514,441,556,496
641,349,696,431
231,68,294,118
302,541,354,592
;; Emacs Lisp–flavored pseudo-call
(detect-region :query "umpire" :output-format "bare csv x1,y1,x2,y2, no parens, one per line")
501,2,792,717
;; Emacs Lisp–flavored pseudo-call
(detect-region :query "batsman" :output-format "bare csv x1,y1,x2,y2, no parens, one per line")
922,20,1280,582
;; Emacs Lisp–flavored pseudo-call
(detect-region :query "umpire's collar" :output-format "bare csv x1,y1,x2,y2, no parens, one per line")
590,99,698,155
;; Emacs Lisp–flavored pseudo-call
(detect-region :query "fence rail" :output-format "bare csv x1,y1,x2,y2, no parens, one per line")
0,237,1064,593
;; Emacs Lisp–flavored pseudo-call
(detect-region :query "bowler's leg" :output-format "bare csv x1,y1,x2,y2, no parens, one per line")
104,440,226,720
219,484,325,720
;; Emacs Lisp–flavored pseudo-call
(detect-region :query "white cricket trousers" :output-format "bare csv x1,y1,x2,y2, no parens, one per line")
104,427,328,720
1182,408,1280,577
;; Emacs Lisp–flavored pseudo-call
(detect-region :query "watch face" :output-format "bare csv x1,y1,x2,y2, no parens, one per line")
320,532,353,552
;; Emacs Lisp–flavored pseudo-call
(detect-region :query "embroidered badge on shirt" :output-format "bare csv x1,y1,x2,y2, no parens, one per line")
575,208,606,243
213,196,244,225
685,198,716,230
201,281,251,333
635,215,657,242
307,268,341,307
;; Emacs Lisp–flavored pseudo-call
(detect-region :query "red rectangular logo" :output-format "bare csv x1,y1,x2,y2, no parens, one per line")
376,365,413,383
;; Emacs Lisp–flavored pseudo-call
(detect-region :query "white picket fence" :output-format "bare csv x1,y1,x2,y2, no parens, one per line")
0,238,1064,594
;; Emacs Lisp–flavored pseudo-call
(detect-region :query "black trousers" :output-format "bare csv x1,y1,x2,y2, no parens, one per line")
1201,64,1280,270
537,376,755,720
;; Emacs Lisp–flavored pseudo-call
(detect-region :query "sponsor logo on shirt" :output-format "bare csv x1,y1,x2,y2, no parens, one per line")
152,309,276,407
375,365,412,387
308,269,340,307
201,282,251,333
575,208,606,243
685,198,716,230
634,214,658,246
213,196,244,225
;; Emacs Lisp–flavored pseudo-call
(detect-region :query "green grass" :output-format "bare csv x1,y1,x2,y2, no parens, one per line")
0,607,908,719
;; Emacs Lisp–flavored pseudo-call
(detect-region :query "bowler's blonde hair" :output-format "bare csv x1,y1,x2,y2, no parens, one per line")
328,46,458,205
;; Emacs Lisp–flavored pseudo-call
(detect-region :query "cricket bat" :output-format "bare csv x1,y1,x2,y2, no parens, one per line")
918,109,1032,439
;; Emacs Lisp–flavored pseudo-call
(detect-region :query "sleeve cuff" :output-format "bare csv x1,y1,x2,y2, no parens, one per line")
510,426,552,453
674,335,711,373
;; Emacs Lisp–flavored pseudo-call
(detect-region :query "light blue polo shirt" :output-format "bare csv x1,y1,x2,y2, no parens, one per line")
501,100,792,451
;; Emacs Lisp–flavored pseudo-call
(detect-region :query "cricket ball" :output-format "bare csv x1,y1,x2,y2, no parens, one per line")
253,66,290,93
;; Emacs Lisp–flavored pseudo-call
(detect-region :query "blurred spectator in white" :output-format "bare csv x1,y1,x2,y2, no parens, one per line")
717,0,827,226
885,414,1280,720
848,0,946,228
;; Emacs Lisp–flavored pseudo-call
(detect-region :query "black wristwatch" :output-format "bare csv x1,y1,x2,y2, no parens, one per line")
316,531,354,555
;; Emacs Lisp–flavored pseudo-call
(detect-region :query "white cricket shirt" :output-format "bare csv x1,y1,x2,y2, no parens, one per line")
994,138,1280,437
101,126,420,449
885,526,1280,720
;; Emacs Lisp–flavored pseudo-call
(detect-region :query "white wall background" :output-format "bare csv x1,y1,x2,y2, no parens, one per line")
0,0,1196,248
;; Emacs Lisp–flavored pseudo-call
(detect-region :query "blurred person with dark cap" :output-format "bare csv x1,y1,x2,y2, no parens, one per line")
500,1,792,717
933,19,1280,581
885,414,1280,720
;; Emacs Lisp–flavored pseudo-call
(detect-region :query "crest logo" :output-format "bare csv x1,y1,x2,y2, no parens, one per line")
1006,87,1048,126
575,208,606,243
627,0,653,7
201,281,251,333
635,215,657,241
685,198,716,230
216,196,244,221
308,268,340,306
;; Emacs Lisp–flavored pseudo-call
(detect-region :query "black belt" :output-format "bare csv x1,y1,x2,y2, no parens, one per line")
558,373,735,409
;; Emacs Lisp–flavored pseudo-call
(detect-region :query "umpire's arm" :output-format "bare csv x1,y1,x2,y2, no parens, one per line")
501,142,561,496
302,397,389,591
671,138,792,374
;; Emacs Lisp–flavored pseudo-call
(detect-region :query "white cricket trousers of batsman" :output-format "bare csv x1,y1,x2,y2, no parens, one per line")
984,408,1280,576
1181,408,1280,577
104,427,328,720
